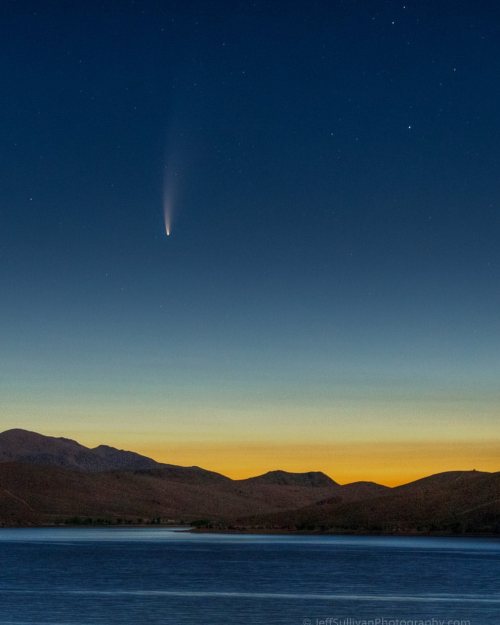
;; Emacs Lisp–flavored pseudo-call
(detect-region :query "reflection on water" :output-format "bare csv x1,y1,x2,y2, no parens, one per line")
0,528,499,624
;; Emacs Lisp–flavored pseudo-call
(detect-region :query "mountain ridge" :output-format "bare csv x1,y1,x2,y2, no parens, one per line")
0,429,497,533
0,429,339,484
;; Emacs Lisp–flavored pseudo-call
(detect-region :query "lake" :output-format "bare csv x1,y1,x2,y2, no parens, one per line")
0,528,498,624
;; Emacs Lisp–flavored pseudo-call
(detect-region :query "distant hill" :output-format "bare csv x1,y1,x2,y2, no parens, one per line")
234,470,500,534
335,481,391,502
239,470,338,488
0,429,159,472
0,429,497,533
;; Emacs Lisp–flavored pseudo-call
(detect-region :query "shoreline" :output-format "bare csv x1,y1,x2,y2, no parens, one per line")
1,523,499,539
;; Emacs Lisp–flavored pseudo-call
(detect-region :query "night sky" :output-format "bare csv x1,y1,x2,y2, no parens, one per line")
1,1,499,484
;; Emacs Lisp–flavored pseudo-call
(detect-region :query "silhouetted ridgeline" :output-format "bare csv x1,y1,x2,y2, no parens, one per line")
0,429,498,533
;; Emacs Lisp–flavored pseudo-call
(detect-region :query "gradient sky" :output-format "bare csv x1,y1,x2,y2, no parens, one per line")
1,1,499,485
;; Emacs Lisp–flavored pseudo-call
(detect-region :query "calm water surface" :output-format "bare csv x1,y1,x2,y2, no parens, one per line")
0,528,499,624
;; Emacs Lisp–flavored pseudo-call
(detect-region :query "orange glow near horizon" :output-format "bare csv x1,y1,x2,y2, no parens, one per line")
10,422,499,487
124,439,500,487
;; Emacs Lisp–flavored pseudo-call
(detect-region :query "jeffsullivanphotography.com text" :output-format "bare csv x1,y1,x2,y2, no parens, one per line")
304,618,471,625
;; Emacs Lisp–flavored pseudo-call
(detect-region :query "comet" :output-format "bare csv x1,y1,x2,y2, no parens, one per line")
163,205,172,237
163,197,172,237
163,136,184,238
163,166,175,238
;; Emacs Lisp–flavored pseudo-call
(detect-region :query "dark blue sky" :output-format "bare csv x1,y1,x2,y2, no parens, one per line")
1,1,499,481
